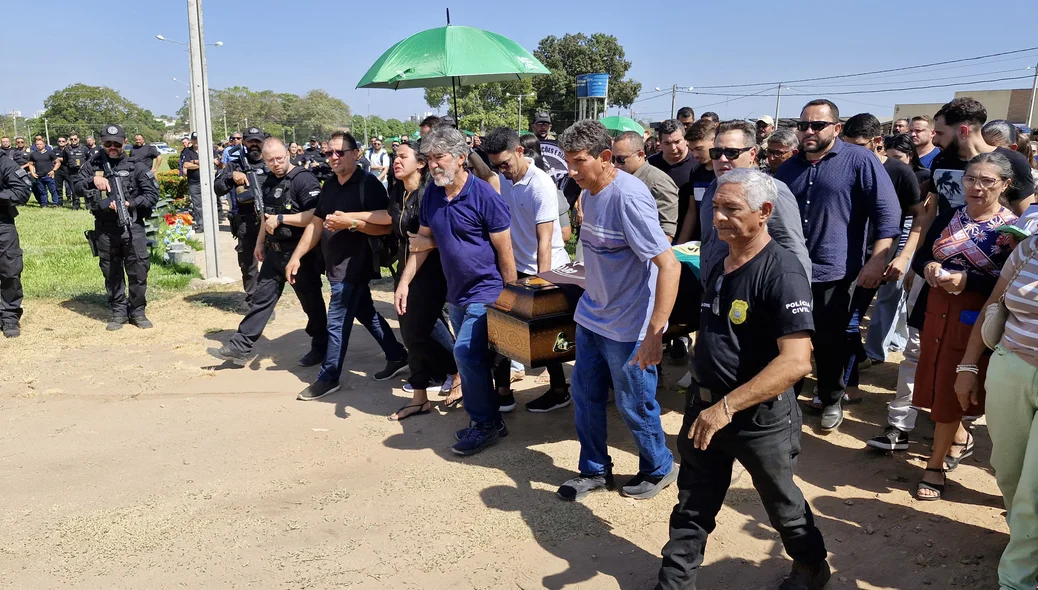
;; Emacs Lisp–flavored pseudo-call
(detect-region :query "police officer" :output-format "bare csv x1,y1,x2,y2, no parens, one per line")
9,138,30,171
207,137,328,366
213,127,267,307
73,124,160,331
63,134,92,210
0,150,33,338
85,136,102,162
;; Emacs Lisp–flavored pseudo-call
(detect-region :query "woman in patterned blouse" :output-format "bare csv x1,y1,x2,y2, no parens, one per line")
910,151,1018,501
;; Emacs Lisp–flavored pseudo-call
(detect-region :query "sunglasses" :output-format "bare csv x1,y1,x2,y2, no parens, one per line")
611,155,629,166
103,141,123,148
795,121,836,132
709,146,753,161
323,149,351,158
711,275,724,316
231,136,242,140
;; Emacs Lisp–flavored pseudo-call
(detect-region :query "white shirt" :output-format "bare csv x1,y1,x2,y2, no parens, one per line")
498,159,569,274
367,148,389,169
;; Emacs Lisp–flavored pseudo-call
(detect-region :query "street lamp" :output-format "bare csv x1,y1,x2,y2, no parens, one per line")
156,34,223,47
505,92,532,133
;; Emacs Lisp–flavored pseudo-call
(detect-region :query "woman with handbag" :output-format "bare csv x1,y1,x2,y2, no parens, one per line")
910,152,1019,501
956,231,1038,588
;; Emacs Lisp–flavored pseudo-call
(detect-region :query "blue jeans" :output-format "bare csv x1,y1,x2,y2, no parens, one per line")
448,302,500,425
317,280,406,383
36,176,59,206
863,278,908,361
571,324,673,477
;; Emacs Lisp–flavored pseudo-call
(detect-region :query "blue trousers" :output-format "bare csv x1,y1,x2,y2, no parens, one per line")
317,280,406,383
36,176,59,206
571,324,673,477
448,302,500,425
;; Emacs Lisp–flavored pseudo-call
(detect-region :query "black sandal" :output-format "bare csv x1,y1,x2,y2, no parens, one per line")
388,401,431,421
916,468,946,501
944,432,974,472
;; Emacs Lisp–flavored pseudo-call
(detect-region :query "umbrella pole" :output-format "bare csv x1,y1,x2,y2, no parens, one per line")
452,76,459,122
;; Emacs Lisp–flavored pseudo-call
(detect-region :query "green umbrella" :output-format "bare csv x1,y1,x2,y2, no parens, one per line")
357,13,549,120
599,116,645,137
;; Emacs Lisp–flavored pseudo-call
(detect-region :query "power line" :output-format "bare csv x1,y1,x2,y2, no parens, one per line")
691,46,1038,89
680,74,1034,97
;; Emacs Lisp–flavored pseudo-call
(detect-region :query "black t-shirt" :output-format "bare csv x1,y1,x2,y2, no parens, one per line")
695,240,814,396
925,146,1036,215
129,144,161,169
313,171,388,283
883,157,922,215
179,147,200,182
679,164,716,241
648,151,698,192
29,148,58,176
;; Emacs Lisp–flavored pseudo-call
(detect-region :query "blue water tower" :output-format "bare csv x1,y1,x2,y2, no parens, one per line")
576,73,610,120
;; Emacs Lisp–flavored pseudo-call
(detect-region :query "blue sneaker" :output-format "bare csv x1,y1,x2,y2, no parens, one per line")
455,420,508,441
451,421,504,456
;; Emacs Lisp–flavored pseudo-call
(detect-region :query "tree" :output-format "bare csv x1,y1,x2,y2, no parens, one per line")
286,89,352,139
175,87,352,143
423,79,535,134
532,33,641,131
36,83,167,141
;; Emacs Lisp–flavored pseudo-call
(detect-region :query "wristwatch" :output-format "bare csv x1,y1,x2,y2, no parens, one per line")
349,219,359,232
277,214,284,225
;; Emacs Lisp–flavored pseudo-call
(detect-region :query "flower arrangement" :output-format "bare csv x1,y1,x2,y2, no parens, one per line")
162,213,194,248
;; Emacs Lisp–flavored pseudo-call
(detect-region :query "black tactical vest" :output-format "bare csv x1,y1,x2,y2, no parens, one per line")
264,167,306,241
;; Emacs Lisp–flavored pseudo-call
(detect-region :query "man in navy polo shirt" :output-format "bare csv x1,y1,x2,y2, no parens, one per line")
775,99,900,432
396,126,517,456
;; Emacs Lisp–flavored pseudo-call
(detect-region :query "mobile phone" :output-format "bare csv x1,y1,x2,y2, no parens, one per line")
960,310,979,325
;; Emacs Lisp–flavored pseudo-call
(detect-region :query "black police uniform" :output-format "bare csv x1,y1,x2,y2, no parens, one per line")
86,144,102,162
8,148,30,169
221,165,327,359
213,136,264,306
62,141,92,210
73,125,160,328
0,153,34,336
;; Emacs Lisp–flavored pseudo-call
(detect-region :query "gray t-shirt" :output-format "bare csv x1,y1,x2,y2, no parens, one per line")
575,170,672,342
698,177,812,286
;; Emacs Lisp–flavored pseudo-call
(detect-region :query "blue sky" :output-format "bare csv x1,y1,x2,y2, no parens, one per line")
3,0,1036,125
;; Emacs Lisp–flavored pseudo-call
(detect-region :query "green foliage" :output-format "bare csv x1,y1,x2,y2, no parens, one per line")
176,87,353,142
33,83,167,141
423,79,535,134
532,33,642,131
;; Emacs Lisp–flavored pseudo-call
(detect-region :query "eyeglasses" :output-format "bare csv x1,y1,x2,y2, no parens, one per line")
962,174,1003,190
103,141,123,148
711,275,724,316
490,158,512,171
709,146,754,161
766,149,791,157
795,121,836,133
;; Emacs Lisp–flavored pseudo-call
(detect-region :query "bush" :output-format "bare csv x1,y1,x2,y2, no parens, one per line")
156,169,187,207
167,152,181,170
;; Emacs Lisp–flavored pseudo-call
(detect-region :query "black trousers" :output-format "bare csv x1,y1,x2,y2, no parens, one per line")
97,222,150,319
810,278,855,406
54,168,72,204
65,169,85,209
232,211,261,306
399,256,457,390
0,223,24,326
227,244,326,355
188,180,203,229
657,387,827,589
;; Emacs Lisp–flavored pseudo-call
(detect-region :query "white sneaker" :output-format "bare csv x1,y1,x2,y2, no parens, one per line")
403,381,445,394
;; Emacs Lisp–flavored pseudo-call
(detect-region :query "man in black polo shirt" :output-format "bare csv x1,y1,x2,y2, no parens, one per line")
658,168,829,590
287,131,407,401
128,134,161,173
179,133,203,231
28,137,61,207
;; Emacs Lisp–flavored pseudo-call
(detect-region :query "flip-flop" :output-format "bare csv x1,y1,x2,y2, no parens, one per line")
915,467,946,501
388,402,431,421
444,378,463,408
944,432,974,472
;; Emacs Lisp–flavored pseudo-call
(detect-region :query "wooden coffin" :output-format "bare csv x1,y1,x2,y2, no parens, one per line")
487,277,577,367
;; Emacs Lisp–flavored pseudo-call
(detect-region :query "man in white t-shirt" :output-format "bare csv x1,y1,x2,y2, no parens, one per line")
485,126,572,414
366,137,389,186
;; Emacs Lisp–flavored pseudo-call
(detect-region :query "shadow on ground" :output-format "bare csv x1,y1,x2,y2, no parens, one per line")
59,293,110,322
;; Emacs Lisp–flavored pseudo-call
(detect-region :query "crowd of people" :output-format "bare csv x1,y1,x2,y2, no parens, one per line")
2,93,1038,589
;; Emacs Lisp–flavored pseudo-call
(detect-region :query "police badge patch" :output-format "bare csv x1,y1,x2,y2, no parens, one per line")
729,300,749,325
107,126,119,135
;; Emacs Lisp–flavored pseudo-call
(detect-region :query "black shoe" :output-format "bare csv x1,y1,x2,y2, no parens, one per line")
866,426,909,451
373,357,409,381
206,345,251,367
499,391,517,413
297,380,340,401
297,348,325,367
2,323,20,338
668,335,690,360
779,560,831,590
620,467,679,500
557,470,616,502
106,317,128,331
129,314,153,329
526,387,572,413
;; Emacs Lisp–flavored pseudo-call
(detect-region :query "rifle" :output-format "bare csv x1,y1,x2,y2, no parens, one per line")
102,159,134,238
234,148,265,217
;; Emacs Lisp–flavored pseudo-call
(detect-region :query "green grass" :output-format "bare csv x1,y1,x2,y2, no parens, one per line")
17,205,201,299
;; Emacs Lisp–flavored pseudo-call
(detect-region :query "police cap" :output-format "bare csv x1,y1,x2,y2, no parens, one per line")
100,124,126,143
243,127,264,142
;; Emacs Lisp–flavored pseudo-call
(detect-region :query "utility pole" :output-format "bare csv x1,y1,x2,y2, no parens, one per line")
44,118,50,146
187,0,220,279
774,84,782,127
1028,62,1037,129
222,111,228,139
670,84,677,119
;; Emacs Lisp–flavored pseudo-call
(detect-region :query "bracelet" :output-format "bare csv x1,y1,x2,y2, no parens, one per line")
955,364,979,374
722,395,733,423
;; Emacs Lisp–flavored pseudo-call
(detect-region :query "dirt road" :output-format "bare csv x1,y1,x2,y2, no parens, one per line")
0,275,1010,589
